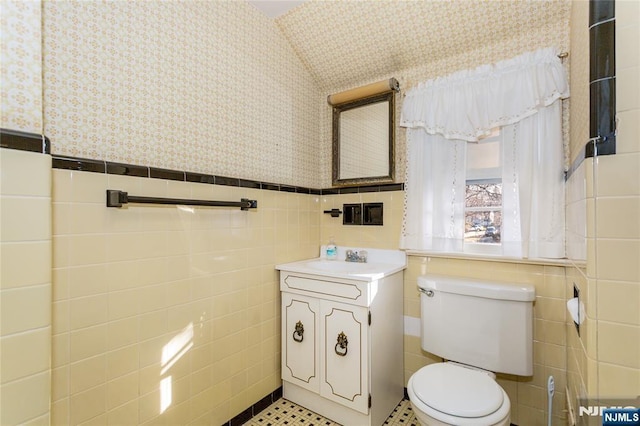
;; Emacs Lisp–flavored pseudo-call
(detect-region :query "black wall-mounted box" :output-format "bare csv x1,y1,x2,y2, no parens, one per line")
343,204,362,225
363,203,383,226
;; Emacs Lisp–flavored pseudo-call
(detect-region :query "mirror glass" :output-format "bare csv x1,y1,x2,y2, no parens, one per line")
332,92,395,186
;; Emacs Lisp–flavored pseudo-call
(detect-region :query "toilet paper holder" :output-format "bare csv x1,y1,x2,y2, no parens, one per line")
567,284,585,335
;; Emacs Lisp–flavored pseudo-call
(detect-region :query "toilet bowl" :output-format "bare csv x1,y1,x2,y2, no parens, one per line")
408,363,511,426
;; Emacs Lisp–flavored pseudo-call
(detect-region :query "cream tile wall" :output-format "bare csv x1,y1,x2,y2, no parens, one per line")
0,0,43,133
51,169,320,425
590,0,640,399
42,1,322,188
320,190,404,249
566,1,640,421
0,148,52,425
565,156,593,422
319,191,568,426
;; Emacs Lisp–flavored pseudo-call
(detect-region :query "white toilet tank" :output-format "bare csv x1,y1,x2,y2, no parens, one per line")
418,274,535,376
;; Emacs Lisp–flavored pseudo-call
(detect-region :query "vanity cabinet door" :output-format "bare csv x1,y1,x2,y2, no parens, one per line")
282,293,320,393
320,300,369,414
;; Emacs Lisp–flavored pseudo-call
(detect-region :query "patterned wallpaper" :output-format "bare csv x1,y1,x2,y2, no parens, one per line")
1,0,43,133
569,0,590,163
12,0,571,188
284,0,572,187
42,1,323,188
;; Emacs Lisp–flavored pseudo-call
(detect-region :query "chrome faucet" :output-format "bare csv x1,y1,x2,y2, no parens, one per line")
345,249,367,263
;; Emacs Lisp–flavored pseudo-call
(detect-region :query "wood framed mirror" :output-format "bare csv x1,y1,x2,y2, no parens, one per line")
332,91,395,186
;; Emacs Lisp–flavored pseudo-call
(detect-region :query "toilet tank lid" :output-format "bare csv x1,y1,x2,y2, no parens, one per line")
418,274,535,302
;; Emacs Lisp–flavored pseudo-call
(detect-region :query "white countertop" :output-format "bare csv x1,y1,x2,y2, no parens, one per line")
276,246,407,282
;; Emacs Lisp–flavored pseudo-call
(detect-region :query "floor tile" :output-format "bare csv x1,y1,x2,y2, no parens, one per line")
245,397,418,426
382,399,419,426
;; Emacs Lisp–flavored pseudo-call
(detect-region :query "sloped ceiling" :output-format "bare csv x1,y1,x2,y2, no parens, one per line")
273,0,570,92
247,0,307,18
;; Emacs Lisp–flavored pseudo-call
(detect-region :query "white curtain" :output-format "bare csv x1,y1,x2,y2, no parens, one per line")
501,101,566,258
403,131,466,252
401,48,569,258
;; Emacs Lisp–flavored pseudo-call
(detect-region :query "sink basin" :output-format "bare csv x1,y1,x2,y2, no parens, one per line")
304,260,378,273
276,247,406,282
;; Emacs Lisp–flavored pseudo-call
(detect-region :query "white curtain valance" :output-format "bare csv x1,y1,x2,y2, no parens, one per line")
400,48,569,142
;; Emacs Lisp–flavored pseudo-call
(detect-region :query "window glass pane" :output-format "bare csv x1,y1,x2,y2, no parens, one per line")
467,139,501,171
464,211,502,243
465,130,502,248
466,130,501,181
465,182,502,208
464,183,502,244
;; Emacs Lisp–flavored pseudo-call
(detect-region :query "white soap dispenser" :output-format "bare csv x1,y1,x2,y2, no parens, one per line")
326,237,337,260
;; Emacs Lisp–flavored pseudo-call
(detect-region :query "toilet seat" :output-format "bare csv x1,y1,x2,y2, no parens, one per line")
408,363,511,425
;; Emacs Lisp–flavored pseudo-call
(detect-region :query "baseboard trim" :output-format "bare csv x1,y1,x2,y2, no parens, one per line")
221,386,283,426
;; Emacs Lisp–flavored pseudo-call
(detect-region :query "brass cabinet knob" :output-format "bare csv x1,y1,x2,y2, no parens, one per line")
293,321,304,342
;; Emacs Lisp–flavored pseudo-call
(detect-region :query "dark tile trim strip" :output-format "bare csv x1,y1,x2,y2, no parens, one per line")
216,176,240,187
49,154,406,194
588,0,616,158
586,133,617,157
589,0,614,27
322,188,340,195
52,155,106,173
262,183,281,192
239,179,261,189
221,386,283,426
566,131,618,181
150,167,185,181
320,182,404,195
186,172,215,184
380,183,404,192
0,128,50,154
589,20,615,81
280,185,297,193
107,162,148,177
338,186,359,194
358,185,382,193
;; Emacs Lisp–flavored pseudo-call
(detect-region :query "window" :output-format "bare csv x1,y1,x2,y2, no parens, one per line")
400,49,567,258
464,130,502,254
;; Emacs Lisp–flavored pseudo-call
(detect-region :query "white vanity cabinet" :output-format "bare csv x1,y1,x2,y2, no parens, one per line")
282,292,370,413
277,248,405,426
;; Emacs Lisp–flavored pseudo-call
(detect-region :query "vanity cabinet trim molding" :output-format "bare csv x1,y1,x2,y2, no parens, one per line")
282,274,366,304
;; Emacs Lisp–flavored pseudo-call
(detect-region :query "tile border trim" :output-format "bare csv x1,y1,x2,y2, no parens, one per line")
0,128,50,154
49,153,404,195
223,386,283,426
1,128,405,194
588,0,616,157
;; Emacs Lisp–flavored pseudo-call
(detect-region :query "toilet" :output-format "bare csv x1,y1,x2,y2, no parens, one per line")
408,274,535,426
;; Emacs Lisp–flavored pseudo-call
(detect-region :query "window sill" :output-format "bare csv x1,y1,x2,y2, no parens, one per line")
404,249,571,267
